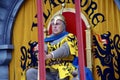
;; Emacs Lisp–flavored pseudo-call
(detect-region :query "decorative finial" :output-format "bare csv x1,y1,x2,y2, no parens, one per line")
60,3,66,14
52,3,66,25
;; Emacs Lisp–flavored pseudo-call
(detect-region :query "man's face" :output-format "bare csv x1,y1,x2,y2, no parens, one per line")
51,19,64,35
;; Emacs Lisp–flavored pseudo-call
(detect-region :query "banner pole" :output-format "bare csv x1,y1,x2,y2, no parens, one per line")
75,0,86,80
37,0,46,80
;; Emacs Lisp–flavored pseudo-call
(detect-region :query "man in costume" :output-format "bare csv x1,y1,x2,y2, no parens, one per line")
44,14,79,80
26,14,79,80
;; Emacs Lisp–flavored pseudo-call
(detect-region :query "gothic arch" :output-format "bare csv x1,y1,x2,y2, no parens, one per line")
0,0,24,79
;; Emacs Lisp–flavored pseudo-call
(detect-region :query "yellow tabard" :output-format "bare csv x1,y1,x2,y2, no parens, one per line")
46,33,78,79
